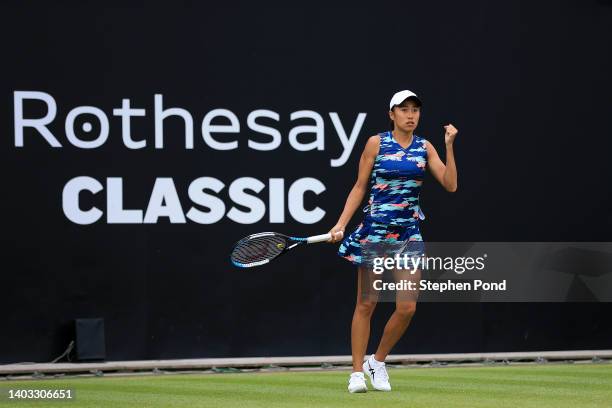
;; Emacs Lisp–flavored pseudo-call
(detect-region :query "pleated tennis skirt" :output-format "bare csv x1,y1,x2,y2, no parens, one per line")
338,219,424,266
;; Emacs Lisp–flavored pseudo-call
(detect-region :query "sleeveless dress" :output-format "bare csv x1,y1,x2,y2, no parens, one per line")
338,131,427,266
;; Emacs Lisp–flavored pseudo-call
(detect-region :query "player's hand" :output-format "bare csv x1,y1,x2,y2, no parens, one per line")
328,225,345,243
444,123,458,145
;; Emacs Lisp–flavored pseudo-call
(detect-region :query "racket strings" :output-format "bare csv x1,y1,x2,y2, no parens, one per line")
231,235,288,265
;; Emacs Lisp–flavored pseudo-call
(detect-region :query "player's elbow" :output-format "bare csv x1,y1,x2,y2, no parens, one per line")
445,183,458,193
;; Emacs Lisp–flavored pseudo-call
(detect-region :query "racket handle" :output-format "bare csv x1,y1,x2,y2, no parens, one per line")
306,231,343,244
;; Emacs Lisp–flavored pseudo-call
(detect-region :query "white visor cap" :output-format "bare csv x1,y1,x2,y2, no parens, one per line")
389,90,422,111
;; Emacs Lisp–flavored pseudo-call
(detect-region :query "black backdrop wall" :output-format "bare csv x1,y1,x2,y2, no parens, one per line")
1,1,611,363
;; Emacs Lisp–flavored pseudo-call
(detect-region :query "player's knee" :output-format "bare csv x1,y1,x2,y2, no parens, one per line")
355,300,377,317
395,302,416,319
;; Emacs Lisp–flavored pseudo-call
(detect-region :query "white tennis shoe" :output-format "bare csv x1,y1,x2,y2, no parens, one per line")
363,355,392,391
348,371,368,393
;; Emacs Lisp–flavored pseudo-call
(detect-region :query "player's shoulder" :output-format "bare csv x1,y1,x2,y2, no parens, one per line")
366,134,382,145
365,134,381,149
362,134,381,158
417,134,431,149
415,134,429,143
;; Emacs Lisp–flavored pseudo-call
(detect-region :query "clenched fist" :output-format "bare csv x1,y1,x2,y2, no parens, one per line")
444,123,458,145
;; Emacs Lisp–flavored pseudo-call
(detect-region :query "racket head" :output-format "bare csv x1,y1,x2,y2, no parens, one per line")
230,232,293,268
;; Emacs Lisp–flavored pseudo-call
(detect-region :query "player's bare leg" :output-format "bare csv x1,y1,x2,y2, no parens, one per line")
351,266,379,372
374,268,420,361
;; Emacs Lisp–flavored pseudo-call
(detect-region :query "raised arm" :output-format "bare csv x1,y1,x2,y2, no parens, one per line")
425,124,458,192
328,135,380,242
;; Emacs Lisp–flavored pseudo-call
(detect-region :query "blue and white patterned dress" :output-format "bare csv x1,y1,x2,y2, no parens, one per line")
338,131,427,266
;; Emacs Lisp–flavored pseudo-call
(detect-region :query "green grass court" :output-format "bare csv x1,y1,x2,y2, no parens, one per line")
2,363,611,408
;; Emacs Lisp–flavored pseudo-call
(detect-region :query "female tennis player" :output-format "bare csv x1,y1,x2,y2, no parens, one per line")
328,90,458,393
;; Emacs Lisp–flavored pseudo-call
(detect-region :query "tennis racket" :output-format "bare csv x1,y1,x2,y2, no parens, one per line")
230,231,344,268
